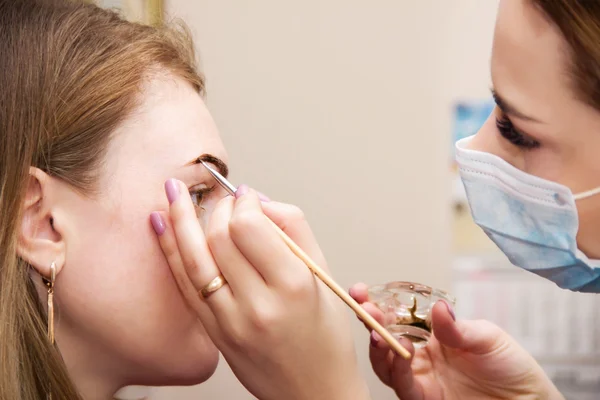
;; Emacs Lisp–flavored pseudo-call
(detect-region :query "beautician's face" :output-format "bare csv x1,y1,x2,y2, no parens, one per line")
56,76,227,386
468,0,600,258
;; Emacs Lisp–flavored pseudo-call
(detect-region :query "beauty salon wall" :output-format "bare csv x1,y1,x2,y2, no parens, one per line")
154,1,500,398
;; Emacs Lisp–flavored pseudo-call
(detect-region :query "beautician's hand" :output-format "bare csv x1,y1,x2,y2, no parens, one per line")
350,283,564,400
152,180,370,400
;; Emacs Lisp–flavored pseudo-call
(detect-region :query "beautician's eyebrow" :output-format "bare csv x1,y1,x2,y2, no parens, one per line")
491,89,541,123
185,153,229,178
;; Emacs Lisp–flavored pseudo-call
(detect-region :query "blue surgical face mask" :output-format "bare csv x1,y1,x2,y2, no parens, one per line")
455,135,600,293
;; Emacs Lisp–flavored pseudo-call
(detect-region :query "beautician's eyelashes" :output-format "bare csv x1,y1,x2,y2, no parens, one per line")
189,185,216,214
495,114,540,149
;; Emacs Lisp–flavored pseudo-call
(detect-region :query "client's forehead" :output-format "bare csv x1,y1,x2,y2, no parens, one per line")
102,76,228,180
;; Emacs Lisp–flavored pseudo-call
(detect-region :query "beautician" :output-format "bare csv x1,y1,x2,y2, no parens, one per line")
349,1,600,399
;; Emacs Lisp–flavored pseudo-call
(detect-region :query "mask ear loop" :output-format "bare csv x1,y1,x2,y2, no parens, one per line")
573,186,600,201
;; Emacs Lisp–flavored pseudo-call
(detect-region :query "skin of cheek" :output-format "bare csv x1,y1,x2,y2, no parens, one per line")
55,176,218,386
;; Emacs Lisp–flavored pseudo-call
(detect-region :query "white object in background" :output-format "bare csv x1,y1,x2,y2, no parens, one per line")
452,254,600,398
93,0,149,24
114,385,154,400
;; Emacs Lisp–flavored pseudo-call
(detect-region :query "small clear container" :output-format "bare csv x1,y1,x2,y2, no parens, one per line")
367,281,456,348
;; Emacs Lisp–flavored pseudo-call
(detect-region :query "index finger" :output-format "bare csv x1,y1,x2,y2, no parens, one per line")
228,189,314,287
166,179,235,314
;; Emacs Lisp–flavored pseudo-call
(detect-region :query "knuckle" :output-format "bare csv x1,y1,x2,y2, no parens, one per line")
161,239,184,268
275,204,306,231
248,306,279,334
205,222,230,249
281,274,314,298
163,242,179,262
282,204,305,223
229,209,264,238
174,274,191,296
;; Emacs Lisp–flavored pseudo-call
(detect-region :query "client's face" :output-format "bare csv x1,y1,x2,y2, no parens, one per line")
56,76,228,387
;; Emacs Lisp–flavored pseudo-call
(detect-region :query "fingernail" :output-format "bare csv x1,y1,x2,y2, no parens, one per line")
235,184,249,199
441,299,456,321
150,212,166,236
165,179,179,204
370,330,381,348
349,287,356,298
258,191,271,202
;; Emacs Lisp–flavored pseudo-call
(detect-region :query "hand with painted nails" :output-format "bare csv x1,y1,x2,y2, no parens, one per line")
150,179,370,400
349,283,564,400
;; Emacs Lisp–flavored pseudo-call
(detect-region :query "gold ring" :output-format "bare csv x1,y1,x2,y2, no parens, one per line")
199,274,227,298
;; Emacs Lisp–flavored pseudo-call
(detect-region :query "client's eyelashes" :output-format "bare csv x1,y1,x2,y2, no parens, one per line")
189,185,216,215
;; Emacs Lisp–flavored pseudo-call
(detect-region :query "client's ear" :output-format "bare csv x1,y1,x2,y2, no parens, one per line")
17,167,65,279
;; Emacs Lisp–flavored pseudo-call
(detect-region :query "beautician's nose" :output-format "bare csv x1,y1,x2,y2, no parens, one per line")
465,108,526,170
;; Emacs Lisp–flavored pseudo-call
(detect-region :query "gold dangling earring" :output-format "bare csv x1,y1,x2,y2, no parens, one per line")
42,262,56,345
42,262,56,400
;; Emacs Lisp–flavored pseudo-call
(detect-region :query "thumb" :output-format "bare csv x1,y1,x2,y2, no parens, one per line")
432,300,507,355
261,201,327,267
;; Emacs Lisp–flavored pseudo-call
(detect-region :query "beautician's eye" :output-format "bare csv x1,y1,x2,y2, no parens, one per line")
495,114,540,149
189,185,215,215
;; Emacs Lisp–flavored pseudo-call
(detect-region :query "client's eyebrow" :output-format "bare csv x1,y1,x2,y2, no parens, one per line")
185,153,229,178
491,89,541,123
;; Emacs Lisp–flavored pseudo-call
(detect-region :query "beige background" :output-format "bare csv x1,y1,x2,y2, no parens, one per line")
143,1,500,399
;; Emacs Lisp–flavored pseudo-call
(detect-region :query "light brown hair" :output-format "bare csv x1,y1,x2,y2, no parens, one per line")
0,0,204,398
532,1,600,108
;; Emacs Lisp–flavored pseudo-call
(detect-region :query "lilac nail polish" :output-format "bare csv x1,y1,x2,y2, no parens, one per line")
349,287,356,298
150,212,166,236
235,184,249,199
165,179,179,204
